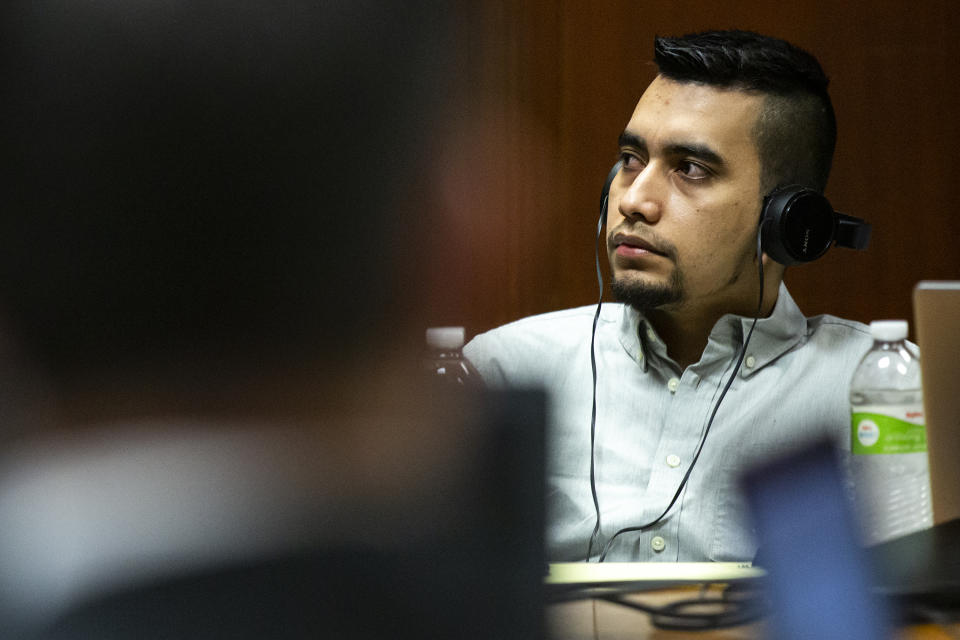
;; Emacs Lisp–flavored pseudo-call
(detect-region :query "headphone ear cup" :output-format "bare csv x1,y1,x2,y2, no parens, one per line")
760,186,838,266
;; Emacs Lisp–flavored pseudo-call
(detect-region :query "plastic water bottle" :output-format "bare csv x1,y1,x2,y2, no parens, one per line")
850,320,932,545
423,327,482,389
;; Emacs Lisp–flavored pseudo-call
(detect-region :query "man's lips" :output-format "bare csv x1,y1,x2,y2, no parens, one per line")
612,232,667,258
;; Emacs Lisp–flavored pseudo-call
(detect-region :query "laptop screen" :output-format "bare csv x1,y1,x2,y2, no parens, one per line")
913,281,960,524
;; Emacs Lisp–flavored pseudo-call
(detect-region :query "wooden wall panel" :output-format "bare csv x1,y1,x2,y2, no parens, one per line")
443,1,960,342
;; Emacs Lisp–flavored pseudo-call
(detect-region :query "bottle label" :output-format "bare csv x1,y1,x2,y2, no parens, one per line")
851,404,926,455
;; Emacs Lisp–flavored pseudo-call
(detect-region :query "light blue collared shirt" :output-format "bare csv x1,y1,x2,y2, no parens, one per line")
465,284,872,562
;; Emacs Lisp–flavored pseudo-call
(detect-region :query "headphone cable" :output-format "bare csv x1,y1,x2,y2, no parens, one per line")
585,196,608,561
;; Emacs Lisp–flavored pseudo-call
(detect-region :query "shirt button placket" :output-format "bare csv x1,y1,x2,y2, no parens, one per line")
658,365,682,559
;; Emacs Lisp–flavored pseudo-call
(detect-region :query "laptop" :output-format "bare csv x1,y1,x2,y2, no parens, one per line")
913,280,960,525
741,441,894,638
545,561,763,600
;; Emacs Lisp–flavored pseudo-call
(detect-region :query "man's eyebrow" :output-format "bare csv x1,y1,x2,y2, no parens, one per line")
618,131,646,150
664,142,725,168
618,130,726,168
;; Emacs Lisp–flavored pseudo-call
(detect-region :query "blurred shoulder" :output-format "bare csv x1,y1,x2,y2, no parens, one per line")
464,304,621,385
467,304,619,349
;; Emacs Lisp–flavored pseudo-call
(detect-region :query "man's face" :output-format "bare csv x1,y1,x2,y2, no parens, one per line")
606,75,765,315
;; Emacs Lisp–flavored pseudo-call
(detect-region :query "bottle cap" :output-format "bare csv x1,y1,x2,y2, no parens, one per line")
869,320,908,342
426,326,466,349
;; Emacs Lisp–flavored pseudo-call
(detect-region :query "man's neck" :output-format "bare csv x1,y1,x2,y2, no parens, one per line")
645,308,720,370
645,279,781,370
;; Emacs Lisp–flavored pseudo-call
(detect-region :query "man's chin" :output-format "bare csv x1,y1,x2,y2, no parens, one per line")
610,277,681,311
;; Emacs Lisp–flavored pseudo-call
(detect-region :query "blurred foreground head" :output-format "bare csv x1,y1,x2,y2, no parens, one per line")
0,1,454,398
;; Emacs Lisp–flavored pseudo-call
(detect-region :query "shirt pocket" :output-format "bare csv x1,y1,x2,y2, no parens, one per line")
708,463,759,562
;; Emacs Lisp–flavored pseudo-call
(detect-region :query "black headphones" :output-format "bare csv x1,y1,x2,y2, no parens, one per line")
599,162,872,266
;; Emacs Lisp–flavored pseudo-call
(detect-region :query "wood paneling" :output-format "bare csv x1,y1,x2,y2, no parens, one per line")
437,2,960,341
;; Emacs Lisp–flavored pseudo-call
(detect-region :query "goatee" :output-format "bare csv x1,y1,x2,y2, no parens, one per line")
610,273,683,311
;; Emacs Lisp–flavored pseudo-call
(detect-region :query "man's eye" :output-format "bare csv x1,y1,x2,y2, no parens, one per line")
619,151,644,170
678,161,710,180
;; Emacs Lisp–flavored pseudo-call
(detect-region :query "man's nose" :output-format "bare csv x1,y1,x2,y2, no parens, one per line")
617,165,663,223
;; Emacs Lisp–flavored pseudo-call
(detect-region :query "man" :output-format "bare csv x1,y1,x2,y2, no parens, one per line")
465,30,873,562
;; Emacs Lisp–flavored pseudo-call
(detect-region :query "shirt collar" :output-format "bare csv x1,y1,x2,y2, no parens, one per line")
616,282,807,377
716,282,808,378
618,304,651,373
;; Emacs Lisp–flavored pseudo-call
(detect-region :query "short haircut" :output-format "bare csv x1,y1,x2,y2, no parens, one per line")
0,1,453,384
653,30,836,195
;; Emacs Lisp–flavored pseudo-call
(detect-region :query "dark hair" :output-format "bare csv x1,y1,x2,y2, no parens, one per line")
0,1,453,385
654,30,836,194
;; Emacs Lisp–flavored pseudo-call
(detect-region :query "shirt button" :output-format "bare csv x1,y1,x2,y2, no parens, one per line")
745,355,756,368
651,536,666,552
667,377,680,393
666,454,681,468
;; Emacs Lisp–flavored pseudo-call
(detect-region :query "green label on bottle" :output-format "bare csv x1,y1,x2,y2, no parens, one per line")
851,410,927,455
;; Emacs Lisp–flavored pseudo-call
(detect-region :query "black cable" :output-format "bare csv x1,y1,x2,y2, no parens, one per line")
596,582,769,631
585,162,622,561
588,224,768,562
585,197,608,561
